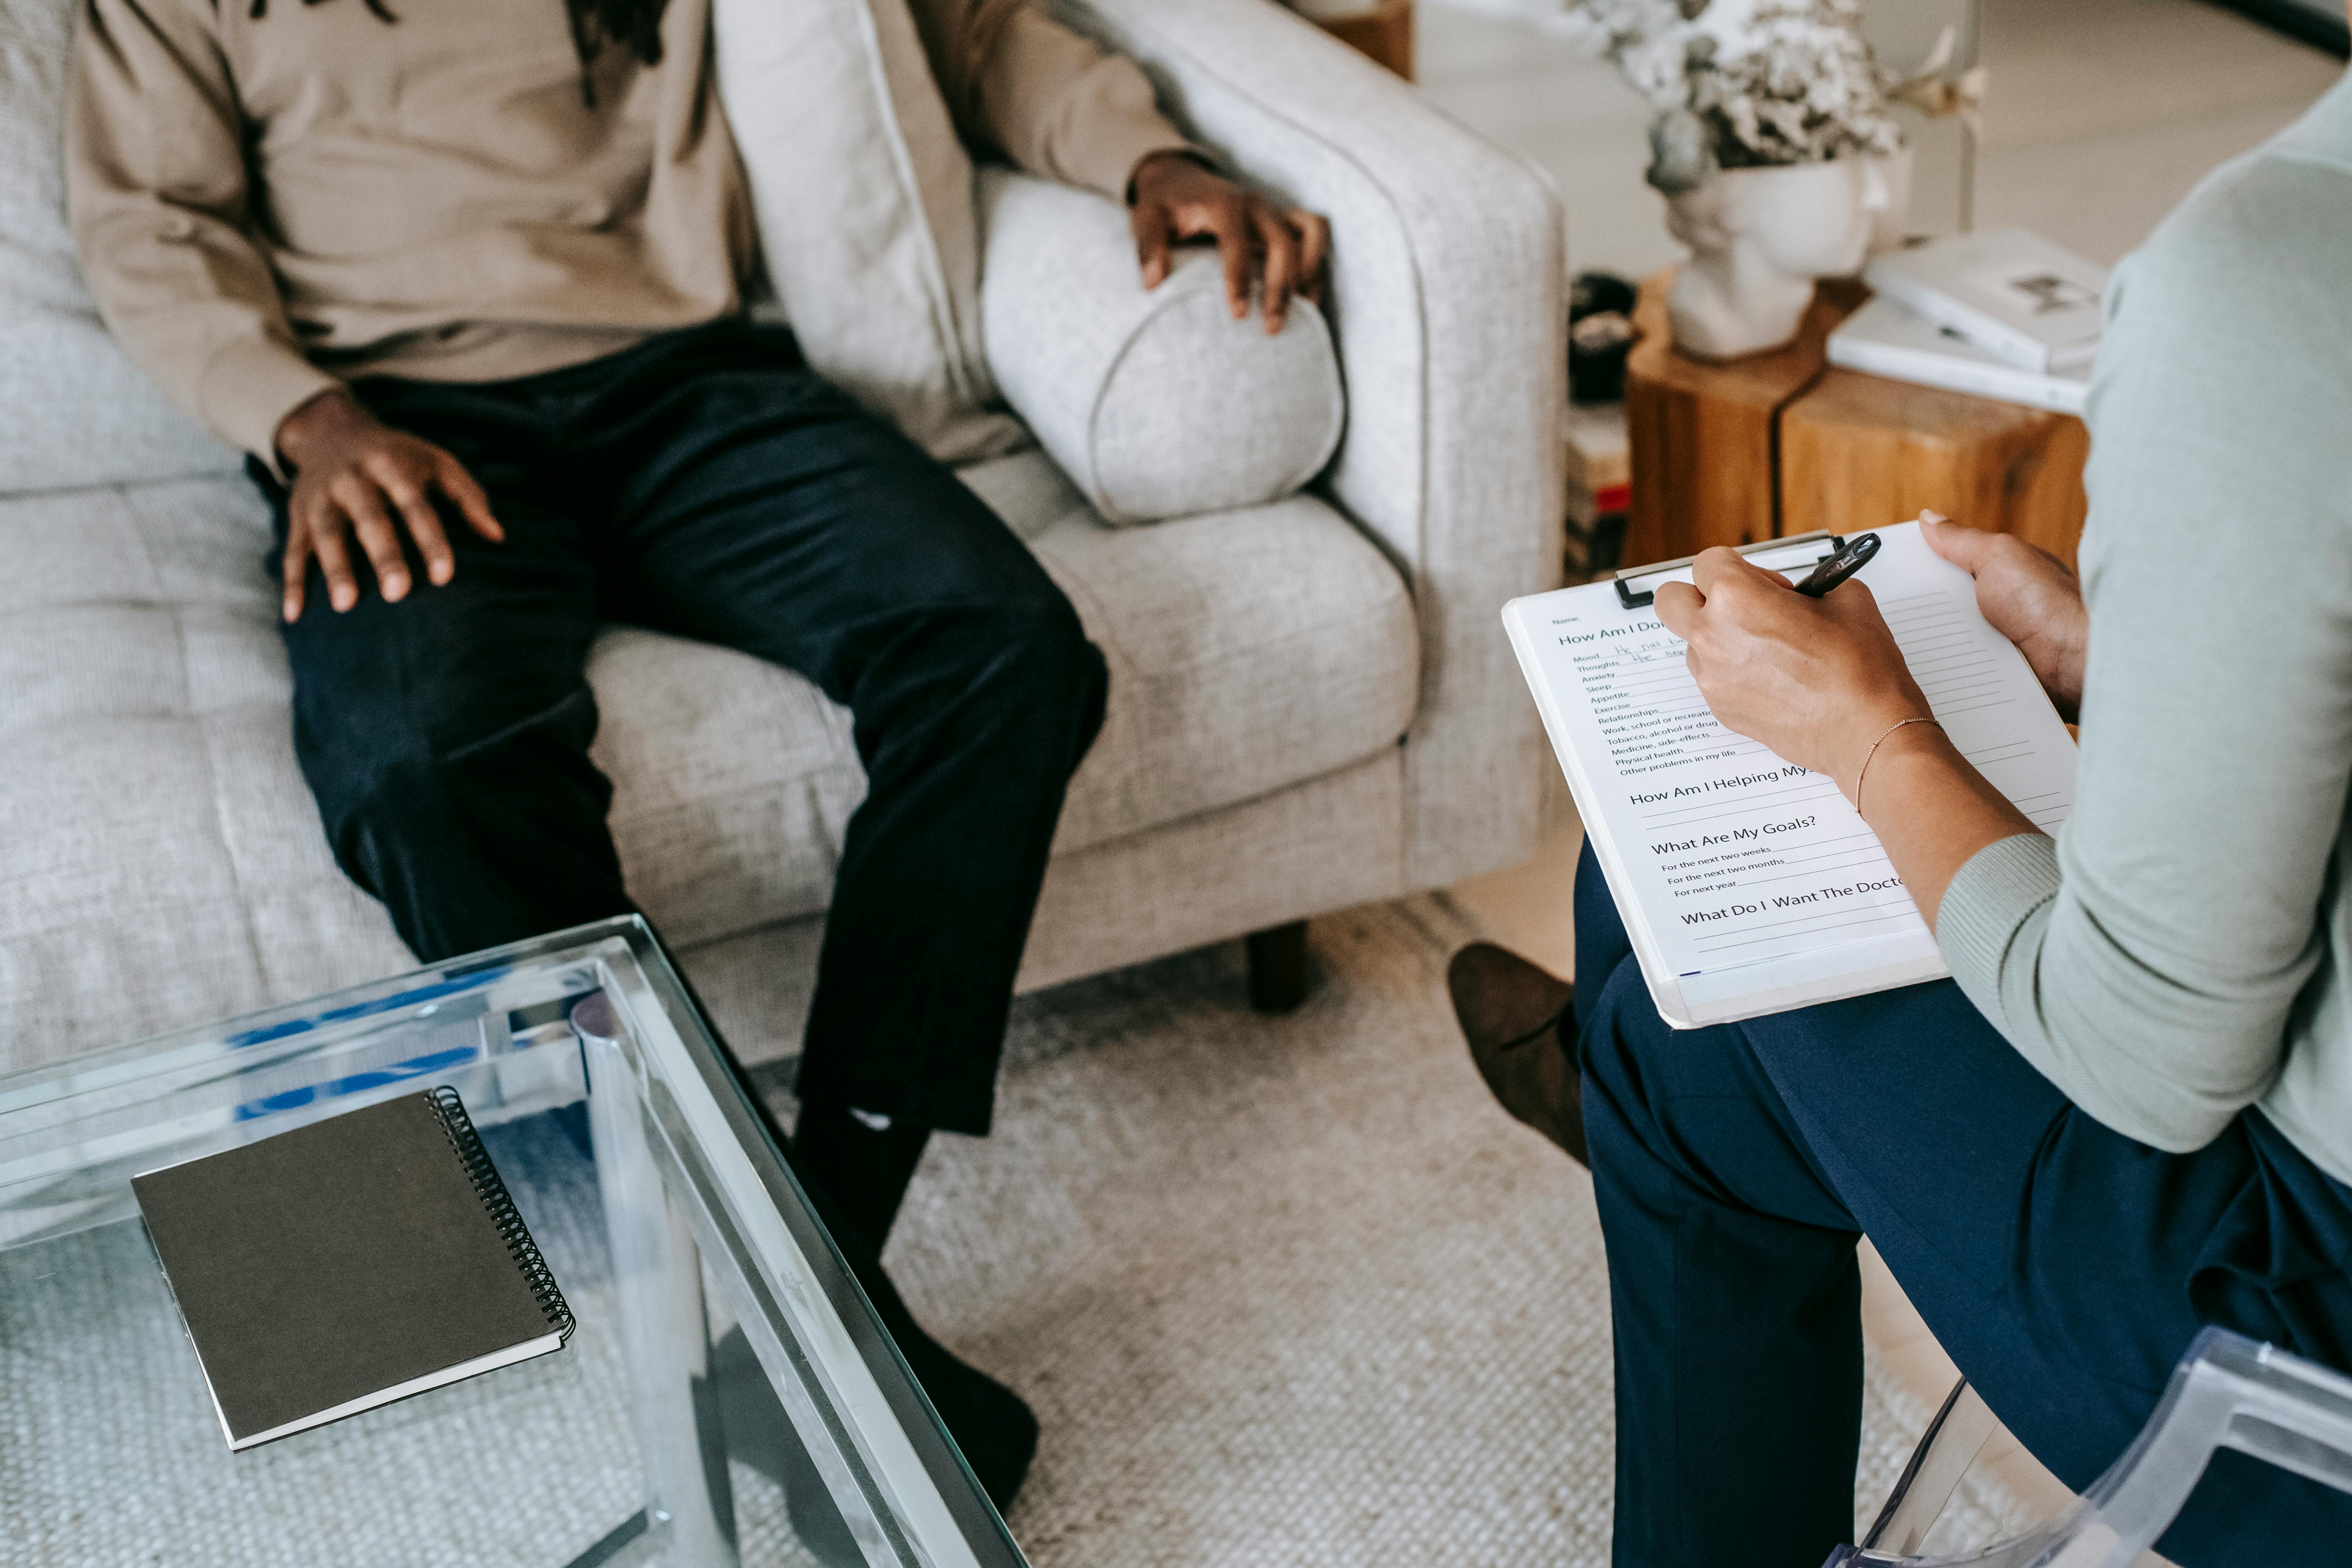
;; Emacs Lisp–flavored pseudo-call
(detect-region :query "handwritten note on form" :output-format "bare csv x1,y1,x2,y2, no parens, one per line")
1502,521,2076,1028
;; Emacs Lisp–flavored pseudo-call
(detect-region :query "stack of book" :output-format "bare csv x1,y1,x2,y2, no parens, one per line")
1831,229,2107,417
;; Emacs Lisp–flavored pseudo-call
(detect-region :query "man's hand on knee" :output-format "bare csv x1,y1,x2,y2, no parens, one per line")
1128,152,1330,336
273,388,505,622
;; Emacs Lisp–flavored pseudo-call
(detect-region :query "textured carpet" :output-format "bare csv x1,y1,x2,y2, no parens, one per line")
806,893,2029,1567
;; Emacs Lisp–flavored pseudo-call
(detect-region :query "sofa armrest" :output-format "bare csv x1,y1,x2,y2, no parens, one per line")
1053,0,1568,889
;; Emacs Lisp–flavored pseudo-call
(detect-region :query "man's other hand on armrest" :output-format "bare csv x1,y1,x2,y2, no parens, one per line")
273,389,506,622
1127,152,1330,336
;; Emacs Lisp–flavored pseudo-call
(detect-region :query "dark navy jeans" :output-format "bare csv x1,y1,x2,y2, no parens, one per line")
257,321,1107,1134
1572,842,2352,1567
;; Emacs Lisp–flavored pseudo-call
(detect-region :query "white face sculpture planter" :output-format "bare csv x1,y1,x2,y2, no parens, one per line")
1662,151,1899,361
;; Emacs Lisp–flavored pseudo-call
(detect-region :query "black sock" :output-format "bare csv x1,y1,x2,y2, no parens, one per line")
824,1229,1039,1512
768,1130,1040,1513
790,1096,931,1252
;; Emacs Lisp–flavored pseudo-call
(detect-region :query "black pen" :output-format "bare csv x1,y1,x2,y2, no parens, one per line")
1792,532,1880,597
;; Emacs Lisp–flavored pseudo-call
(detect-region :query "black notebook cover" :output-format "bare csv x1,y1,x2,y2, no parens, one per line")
132,1087,574,1450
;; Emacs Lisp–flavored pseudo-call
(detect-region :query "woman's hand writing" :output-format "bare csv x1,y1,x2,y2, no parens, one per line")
1653,529,2046,928
1651,546,1934,803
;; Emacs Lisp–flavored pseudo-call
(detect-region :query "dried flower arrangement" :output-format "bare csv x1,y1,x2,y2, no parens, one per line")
1559,0,1904,194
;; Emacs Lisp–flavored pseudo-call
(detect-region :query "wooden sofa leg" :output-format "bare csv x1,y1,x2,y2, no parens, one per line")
1246,921,1311,1013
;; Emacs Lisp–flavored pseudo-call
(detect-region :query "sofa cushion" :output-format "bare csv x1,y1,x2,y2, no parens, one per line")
1,459,1415,1067
594,448,1418,942
0,0,242,494
983,451,1416,849
978,171,1345,524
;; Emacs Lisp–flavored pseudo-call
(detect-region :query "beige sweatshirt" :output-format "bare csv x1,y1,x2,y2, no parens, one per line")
66,0,1194,464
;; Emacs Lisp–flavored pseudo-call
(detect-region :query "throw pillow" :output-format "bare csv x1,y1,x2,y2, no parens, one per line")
711,0,1027,465
978,169,1344,524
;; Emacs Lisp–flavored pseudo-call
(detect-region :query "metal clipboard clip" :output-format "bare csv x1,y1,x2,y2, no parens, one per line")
1613,530,1847,612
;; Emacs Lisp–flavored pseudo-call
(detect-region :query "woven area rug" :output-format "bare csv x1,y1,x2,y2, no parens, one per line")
770,893,2028,1567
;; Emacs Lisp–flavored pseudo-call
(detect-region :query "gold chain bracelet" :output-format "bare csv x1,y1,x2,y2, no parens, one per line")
1853,717,1943,818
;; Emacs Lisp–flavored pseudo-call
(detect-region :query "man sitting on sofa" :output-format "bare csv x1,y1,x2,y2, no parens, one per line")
67,0,1327,1503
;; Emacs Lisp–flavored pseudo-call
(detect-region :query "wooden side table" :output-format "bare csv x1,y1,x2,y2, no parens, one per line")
1780,365,2090,568
1623,276,1862,564
1625,270,2089,568
1305,0,1414,79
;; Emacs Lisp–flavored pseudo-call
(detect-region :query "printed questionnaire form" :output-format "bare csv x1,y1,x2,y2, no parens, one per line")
1503,523,2077,1027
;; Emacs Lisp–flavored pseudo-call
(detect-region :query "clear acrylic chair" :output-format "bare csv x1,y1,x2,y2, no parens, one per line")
1827,1327,2352,1567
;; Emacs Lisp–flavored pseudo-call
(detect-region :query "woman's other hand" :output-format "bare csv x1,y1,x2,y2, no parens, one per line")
1653,546,1934,803
1922,512,2088,721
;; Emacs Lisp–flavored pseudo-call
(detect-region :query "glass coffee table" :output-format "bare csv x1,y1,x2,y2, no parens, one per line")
0,918,1025,1568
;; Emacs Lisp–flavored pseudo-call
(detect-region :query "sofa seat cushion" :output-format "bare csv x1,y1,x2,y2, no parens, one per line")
0,480,414,1066
2,458,1415,1066
963,450,1417,851
595,450,1419,942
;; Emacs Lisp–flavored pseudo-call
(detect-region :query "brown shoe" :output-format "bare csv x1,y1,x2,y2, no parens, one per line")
1448,941,1587,1167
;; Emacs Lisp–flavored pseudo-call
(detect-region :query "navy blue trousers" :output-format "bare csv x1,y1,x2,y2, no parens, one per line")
1572,842,2352,1567
258,322,1107,1134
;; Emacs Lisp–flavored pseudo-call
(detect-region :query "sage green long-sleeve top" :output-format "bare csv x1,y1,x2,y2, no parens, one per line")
1938,69,2352,1189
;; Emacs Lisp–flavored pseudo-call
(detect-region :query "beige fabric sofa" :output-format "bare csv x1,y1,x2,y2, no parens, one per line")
0,0,1565,1073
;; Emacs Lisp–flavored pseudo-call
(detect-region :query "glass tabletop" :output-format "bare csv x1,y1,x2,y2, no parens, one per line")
0,918,1024,1568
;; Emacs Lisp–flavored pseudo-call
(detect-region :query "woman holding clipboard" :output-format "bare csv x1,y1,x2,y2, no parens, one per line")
1452,47,2352,1568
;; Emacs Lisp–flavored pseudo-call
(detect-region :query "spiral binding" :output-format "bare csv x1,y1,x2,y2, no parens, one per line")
426,1085,576,1344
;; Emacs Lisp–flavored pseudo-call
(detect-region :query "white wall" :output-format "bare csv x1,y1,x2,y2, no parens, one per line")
1863,0,1981,236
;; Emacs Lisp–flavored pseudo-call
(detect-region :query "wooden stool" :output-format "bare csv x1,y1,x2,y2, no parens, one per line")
1625,270,2088,568
1307,0,1414,79
1781,365,2090,567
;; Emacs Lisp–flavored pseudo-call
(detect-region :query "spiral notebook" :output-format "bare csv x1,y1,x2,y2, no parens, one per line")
133,1087,574,1450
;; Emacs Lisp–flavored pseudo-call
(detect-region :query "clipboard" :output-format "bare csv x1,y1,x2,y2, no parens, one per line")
1612,531,1846,611
1503,521,2078,1029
